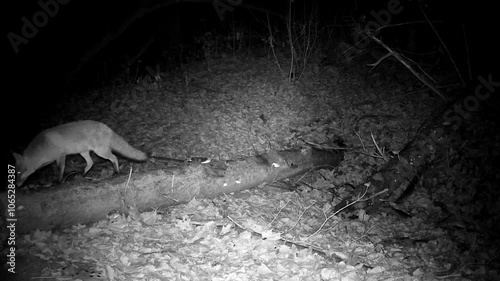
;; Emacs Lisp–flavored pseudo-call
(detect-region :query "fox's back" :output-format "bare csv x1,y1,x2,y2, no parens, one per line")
27,120,114,156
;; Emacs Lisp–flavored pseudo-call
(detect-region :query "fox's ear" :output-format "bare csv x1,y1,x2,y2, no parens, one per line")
12,152,22,163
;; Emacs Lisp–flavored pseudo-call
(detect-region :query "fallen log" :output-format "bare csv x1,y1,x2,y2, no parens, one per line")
1,147,343,233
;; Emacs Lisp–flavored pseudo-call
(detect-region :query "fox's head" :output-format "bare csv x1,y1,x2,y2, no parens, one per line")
12,153,33,187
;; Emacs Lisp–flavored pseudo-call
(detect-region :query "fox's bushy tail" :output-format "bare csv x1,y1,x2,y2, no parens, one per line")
110,133,148,161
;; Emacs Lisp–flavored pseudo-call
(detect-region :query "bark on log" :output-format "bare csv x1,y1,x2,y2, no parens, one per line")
1,148,343,233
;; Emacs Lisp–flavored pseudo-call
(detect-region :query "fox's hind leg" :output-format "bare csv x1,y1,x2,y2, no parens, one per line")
79,151,95,175
93,148,120,174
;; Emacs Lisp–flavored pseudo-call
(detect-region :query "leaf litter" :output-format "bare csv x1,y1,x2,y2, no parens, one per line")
12,57,500,280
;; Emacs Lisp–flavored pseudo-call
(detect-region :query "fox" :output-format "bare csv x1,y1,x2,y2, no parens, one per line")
13,120,148,186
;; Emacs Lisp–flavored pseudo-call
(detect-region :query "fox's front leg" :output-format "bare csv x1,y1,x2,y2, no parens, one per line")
55,155,67,182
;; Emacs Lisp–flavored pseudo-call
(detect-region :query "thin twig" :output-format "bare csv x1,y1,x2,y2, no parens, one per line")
267,200,291,229
307,185,370,240
461,24,472,80
266,11,285,78
419,1,464,85
363,29,448,102
287,201,316,233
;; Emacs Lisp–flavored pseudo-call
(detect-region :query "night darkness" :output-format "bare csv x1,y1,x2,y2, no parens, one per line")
3,0,500,279
5,0,498,104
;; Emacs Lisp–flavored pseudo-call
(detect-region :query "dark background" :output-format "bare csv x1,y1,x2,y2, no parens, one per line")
4,0,499,144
